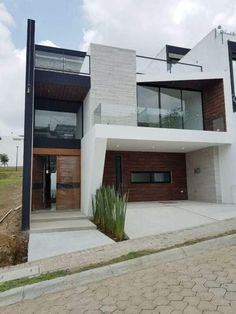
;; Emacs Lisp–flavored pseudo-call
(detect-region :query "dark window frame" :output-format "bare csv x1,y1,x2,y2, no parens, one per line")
137,84,204,130
130,171,172,184
228,41,236,112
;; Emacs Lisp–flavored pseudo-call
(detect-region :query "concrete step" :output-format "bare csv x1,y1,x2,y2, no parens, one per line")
30,219,97,233
31,210,87,223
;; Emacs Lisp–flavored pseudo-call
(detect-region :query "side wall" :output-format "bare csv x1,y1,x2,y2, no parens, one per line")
186,147,222,203
103,151,187,201
83,43,137,134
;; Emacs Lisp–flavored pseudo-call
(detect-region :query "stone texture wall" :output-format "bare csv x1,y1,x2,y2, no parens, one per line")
186,147,222,203
83,44,137,134
103,151,187,201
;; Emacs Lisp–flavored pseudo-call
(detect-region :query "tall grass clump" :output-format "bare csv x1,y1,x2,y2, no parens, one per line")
92,186,128,241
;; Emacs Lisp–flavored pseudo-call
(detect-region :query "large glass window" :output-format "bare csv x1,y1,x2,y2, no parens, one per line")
137,86,160,127
34,110,82,140
160,88,182,129
137,85,203,130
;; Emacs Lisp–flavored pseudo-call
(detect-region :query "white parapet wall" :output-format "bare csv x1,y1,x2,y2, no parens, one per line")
81,127,107,216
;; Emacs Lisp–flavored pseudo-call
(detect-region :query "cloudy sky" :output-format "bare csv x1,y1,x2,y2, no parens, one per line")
1,0,236,135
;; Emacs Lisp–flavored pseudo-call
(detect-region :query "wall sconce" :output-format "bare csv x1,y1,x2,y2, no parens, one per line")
194,168,201,174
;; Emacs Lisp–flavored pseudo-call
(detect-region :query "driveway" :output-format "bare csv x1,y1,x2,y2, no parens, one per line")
125,200,236,239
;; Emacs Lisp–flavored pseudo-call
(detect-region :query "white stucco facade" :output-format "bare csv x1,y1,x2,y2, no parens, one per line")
80,29,236,215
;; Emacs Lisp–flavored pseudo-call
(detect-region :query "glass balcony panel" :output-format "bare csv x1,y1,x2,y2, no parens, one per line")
63,55,84,73
35,50,64,71
160,88,183,129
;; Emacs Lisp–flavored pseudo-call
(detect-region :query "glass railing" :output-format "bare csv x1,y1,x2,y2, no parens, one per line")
136,55,202,75
35,50,90,75
93,104,137,126
93,103,226,131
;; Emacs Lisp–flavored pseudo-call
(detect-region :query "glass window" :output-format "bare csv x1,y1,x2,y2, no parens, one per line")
160,88,182,129
137,86,160,127
34,110,82,140
131,172,151,183
131,171,171,183
233,59,236,96
153,172,171,183
182,90,203,130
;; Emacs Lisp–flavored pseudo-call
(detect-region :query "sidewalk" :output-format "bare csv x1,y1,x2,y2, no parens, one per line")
1,217,236,282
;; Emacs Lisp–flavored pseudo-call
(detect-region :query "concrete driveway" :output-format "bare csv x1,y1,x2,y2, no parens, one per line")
125,200,236,239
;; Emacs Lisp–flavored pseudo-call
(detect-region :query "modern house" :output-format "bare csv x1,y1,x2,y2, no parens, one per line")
22,20,236,230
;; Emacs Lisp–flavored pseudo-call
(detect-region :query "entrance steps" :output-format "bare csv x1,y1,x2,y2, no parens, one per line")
30,210,96,233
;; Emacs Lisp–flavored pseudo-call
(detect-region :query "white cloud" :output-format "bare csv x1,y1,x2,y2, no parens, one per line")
0,3,25,136
80,0,236,55
0,3,59,136
38,40,59,47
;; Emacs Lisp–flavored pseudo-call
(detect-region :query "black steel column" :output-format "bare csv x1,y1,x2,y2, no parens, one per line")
22,19,35,230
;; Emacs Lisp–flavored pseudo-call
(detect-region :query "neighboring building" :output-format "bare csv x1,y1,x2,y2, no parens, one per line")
0,135,24,167
22,20,236,230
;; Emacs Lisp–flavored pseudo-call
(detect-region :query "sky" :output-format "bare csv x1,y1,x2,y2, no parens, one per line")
1,0,236,135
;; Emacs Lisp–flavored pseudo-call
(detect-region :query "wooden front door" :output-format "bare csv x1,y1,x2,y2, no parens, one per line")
56,156,81,209
32,156,45,209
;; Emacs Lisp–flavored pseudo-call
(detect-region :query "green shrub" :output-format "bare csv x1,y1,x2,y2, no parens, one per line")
92,186,128,241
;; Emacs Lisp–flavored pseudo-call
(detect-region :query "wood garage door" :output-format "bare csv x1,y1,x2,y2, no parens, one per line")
56,156,80,209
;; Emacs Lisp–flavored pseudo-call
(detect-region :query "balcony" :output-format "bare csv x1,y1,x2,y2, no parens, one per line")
136,55,202,75
93,79,227,133
35,45,90,75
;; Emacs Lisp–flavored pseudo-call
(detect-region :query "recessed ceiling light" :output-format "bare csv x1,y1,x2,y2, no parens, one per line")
116,145,119,148
181,147,185,150
152,145,155,149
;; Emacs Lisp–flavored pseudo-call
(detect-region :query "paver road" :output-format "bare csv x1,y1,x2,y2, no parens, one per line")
2,245,236,313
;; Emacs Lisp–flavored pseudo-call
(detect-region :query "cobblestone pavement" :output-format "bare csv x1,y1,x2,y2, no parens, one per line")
2,245,236,314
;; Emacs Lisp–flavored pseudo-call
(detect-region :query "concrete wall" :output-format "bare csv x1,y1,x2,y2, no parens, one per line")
81,127,107,216
83,43,137,134
186,147,222,203
176,29,236,203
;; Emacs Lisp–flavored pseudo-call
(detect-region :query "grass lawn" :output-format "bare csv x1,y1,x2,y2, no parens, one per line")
0,167,23,188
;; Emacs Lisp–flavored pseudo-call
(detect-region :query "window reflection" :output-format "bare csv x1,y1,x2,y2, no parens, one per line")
34,110,82,140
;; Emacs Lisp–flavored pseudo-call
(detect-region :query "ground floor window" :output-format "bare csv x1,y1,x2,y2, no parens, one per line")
131,171,171,184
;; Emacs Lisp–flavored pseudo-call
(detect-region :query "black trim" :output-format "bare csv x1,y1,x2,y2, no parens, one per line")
33,137,81,149
57,182,80,189
115,156,122,193
35,44,86,58
130,171,172,184
228,41,236,111
22,19,35,231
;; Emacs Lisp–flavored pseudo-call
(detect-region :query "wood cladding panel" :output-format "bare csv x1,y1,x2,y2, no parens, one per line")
202,80,226,131
103,151,187,202
56,156,81,209
32,156,45,209
33,148,80,156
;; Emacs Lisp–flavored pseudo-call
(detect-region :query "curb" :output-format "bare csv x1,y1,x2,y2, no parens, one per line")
1,234,236,307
